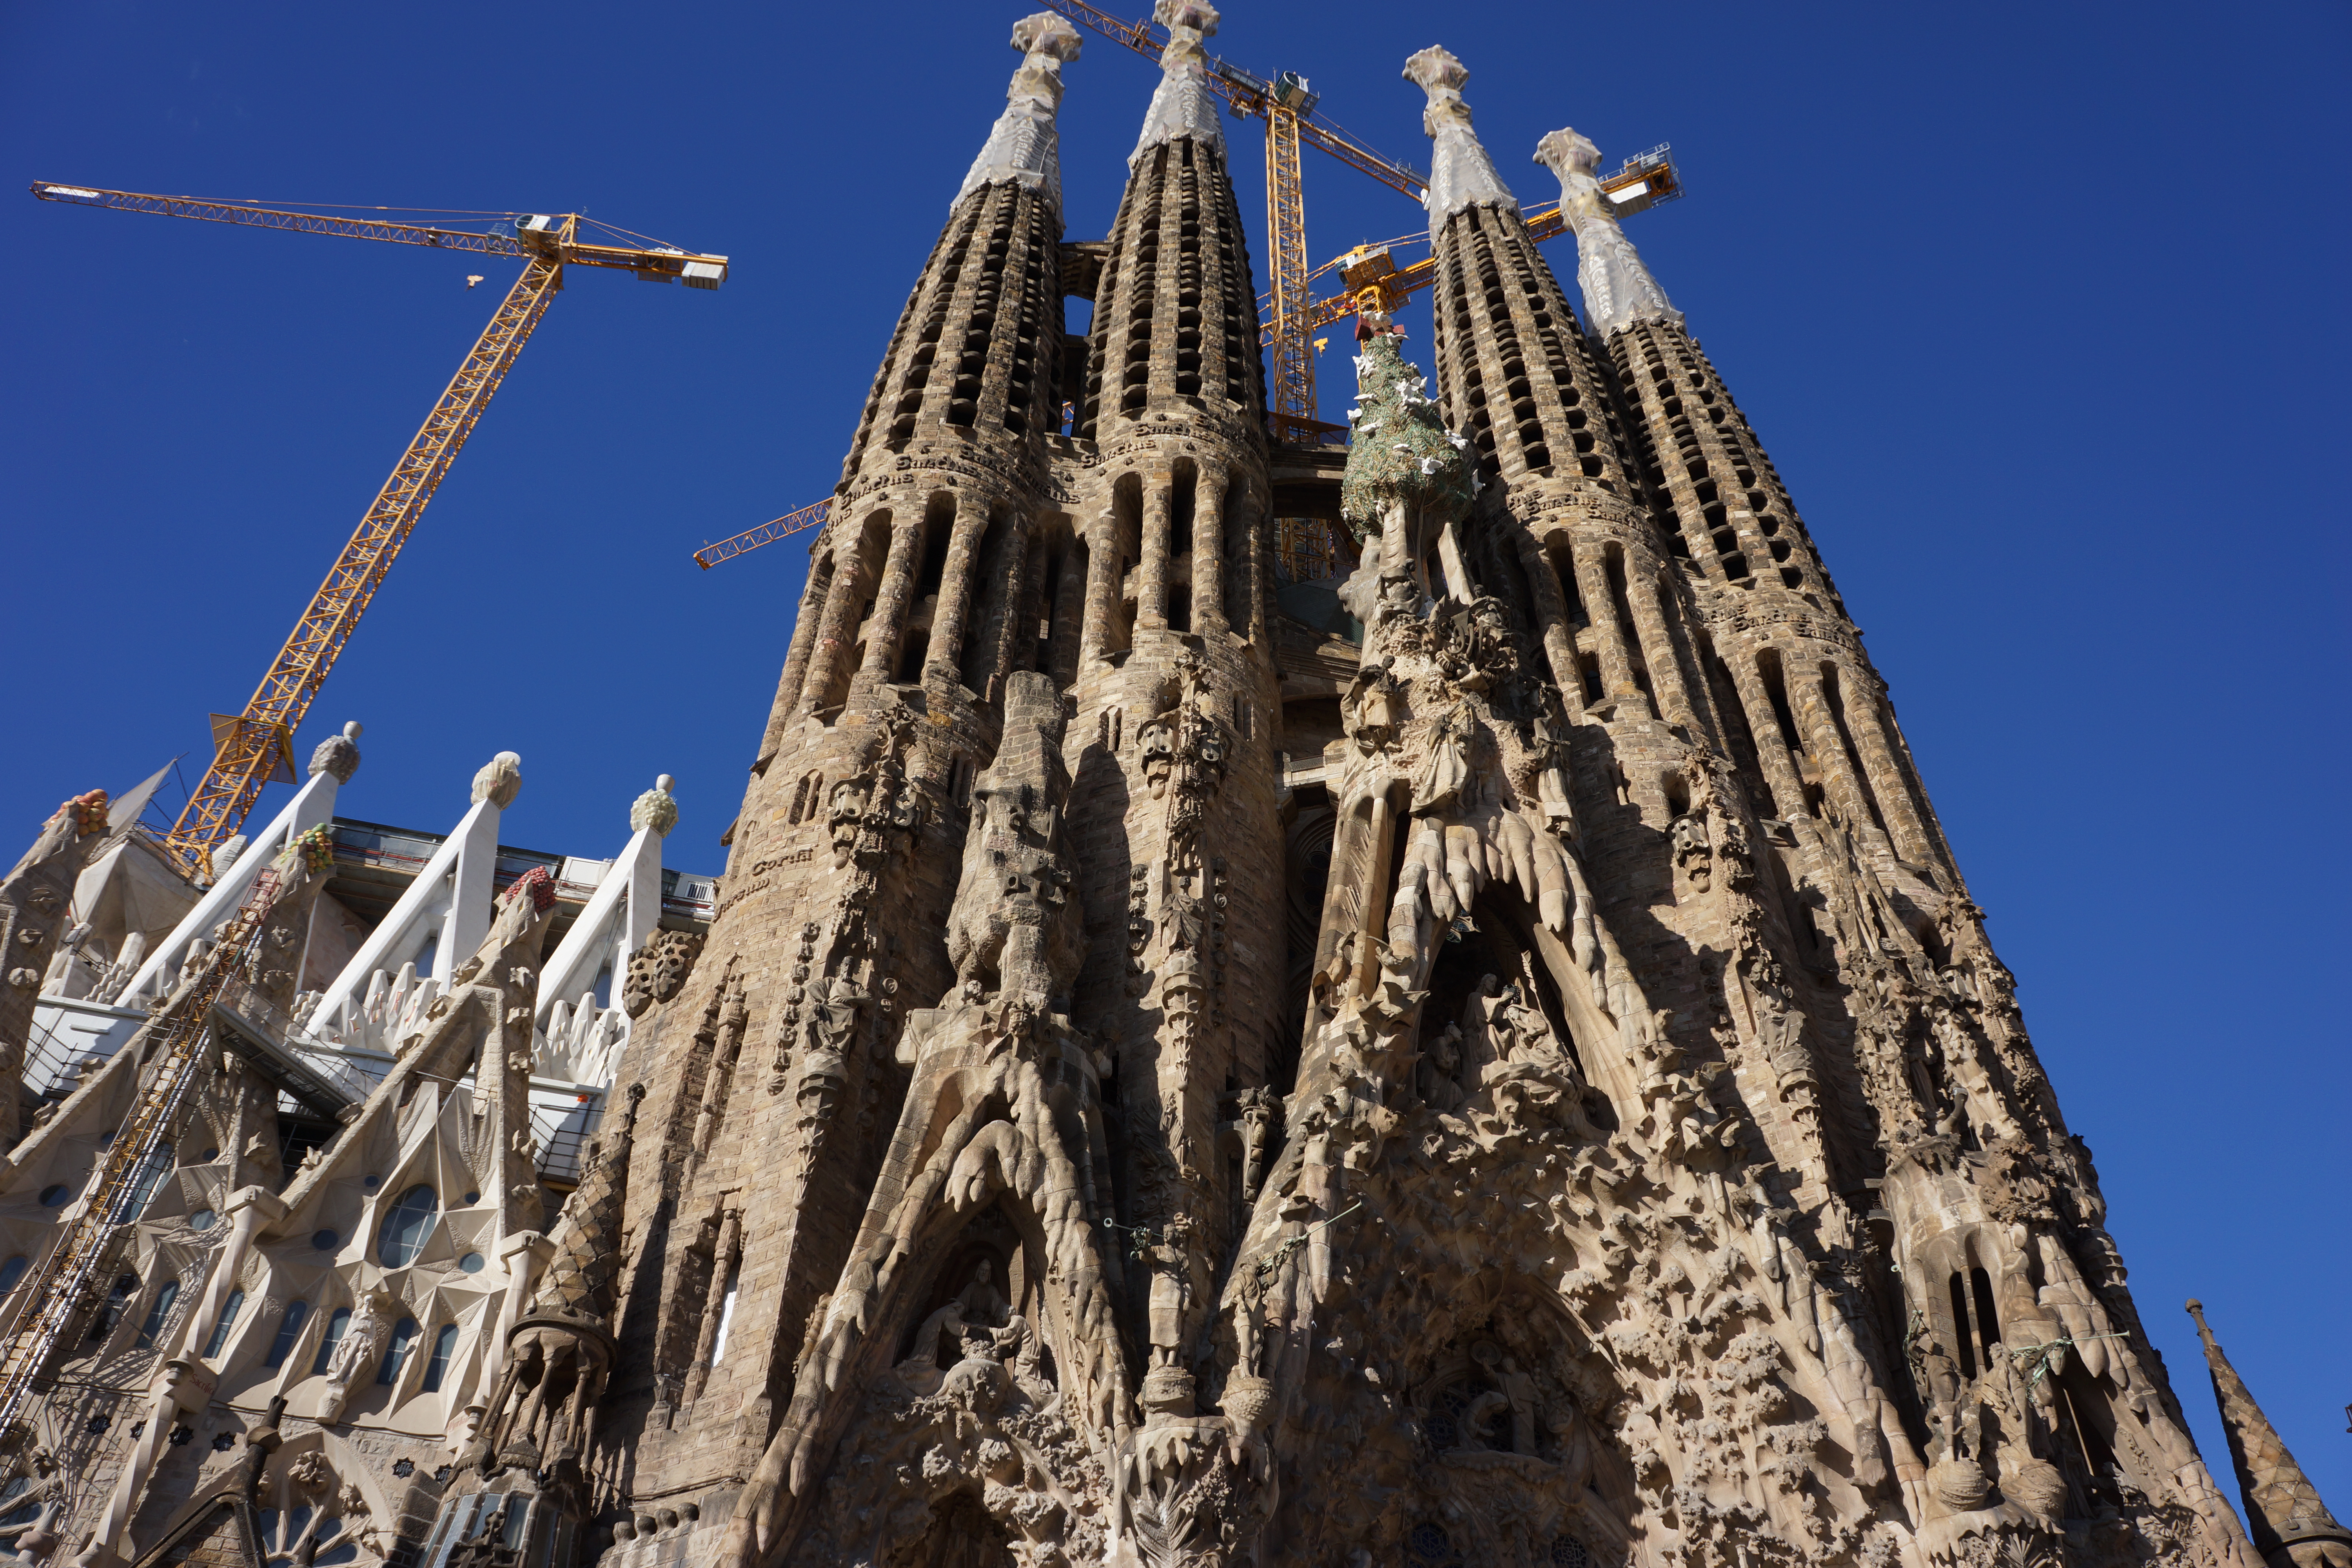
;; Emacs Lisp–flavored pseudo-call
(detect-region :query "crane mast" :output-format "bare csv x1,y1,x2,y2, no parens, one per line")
30,186,729,877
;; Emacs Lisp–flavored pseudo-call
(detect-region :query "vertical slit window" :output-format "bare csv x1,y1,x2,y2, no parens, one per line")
1970,1268,2003,1368
421,1324,460,1393
377,1317,421,1386
310,1306,353,1376
267,1301,311,1368
1947,1273,1978,1379
203,1290,245,1359
134,1281,179,1350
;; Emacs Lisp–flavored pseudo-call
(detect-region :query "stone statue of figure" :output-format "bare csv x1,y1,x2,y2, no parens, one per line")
902,1301,969,1374
1420,1023,1466,1113
955,1260,1008,1328
1140,1214,1197,1368
1234,1089,1278,1199
804,972,870,1062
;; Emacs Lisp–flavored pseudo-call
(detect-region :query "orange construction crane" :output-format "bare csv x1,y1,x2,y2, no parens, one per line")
1289,145,1683,343
31,183,730,878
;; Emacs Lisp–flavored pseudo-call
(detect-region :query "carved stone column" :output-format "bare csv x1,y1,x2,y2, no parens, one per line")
857,515,927,684
921,495,989,693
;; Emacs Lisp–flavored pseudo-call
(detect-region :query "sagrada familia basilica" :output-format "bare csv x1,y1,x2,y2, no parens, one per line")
1,6,2343,1568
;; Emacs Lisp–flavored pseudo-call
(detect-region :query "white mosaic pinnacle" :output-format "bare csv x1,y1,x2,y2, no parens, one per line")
1404,45,1517,224
1535,125,1682,336
955,12,1083,215
1130,0,1224,167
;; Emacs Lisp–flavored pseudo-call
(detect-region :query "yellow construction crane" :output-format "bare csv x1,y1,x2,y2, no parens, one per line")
30,183,730,878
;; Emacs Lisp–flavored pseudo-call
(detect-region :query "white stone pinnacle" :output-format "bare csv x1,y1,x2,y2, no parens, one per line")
954,13,1082,216
1535,127,1681,337
1404,45,1517,225
1130,0,1224,168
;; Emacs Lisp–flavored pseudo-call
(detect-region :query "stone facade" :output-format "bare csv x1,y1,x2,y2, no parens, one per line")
0,13,2336,1568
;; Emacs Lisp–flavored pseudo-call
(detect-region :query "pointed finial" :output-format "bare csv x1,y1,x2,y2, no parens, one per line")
955,13,1083,214
1403,47,1516,225
309,720,364,782
1131,0,1222,167
2185,1298,2352,1568
472,751,523,809
631,775,679,838
1534,127,1680,337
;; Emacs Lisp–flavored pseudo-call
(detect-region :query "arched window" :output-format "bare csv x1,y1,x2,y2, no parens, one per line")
0,1257,27,1295
134,1280,180,1350
420,1324,460,1393
265,1301,310,1367
90,1274,138,1341
203,1290,245,1359
376,1184,438,1267
310,1306,352,1376
377,1318,421,1386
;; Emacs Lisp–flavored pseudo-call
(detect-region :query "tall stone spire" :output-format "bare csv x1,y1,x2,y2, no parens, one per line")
1131,0,1224,165
2188,1300,2352,1568
954,13,1082,216
1403,45,1516,225
1534,127,1681,338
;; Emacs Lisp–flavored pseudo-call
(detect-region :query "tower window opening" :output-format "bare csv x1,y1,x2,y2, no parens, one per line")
1168,586,1192,635
1603,546,1655,705
1969,1267,2003,1368
1757,652,1805,757
1820,663,1889,835
1947,1272,1978,1380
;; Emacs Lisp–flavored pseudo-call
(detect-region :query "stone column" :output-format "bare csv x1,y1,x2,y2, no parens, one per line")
684,1204,745,1401
181,1187,286,1365
1511,530,1588,718
1724,659,1811,825
1845,679,1935,867
1570,545,1648,715
982,512,1038,697
1785,658,1882,842
1078,509,1123,668
796,535,879,719
922,495,988,691
857,516,926,684
1241,492,1269,647
1136,474,1173,628
1048,539,1088,687
1625,572,1697,728
1191,469,1228,637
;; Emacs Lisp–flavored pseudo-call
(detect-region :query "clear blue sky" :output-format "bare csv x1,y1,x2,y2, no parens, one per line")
4,0,2345,1515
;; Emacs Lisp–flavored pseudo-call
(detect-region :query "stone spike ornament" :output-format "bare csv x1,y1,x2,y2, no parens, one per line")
2187,1300,2352,1568
956,12,1084,215
1535,127,1682,338
0,789,107,1144
1405,44,1517,225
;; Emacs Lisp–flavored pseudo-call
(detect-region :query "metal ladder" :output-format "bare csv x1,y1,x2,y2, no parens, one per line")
0,866,285,1445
